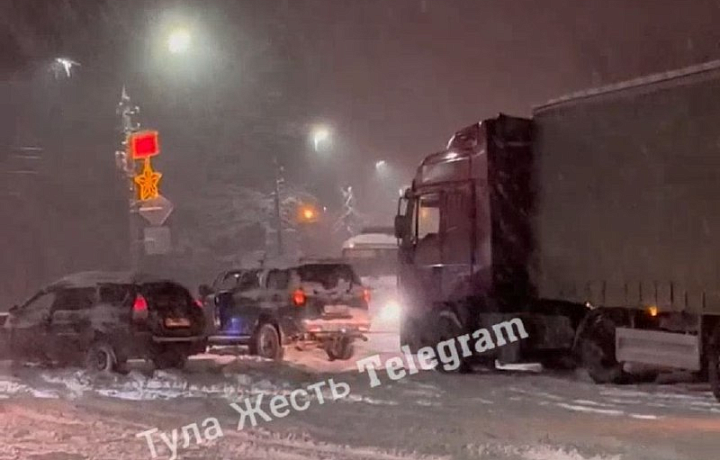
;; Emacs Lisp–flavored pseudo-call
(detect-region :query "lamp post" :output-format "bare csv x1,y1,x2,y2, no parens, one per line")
115,87,141,270
273,156,285,256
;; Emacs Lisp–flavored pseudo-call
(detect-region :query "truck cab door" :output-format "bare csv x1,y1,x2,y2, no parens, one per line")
439,183,476,300
402,192,444,308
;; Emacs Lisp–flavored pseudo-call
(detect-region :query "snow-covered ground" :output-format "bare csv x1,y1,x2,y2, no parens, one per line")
1,332,719,459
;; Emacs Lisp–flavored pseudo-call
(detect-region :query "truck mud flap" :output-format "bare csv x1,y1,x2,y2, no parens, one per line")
615,327,701,371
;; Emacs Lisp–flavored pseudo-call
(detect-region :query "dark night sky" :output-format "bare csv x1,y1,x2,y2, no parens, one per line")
5,1,720,174
3,0,720,278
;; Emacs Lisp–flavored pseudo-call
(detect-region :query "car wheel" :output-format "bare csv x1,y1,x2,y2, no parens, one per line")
325,337,355,361
152,348,188,370
85,342,118,374
252,323,283,361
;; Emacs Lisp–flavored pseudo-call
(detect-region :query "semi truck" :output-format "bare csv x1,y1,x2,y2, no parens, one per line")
395,60,720,398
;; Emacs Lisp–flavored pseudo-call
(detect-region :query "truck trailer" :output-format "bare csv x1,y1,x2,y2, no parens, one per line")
395,60,720,398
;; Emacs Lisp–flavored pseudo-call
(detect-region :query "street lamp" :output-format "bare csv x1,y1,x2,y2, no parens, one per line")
311,125,331,152
298,204,319,223
375,160,387,171
167,28,191,54
50,57,80,79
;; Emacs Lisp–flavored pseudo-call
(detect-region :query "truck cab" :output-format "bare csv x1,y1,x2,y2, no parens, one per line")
395,115,580,364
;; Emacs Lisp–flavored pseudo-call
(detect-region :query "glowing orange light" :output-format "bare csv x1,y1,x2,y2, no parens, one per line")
298,204,319,223
134,158,162,201
648,306,658,317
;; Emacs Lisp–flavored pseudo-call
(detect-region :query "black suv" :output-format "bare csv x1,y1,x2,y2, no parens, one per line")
206,262,371,361
1,272,207,372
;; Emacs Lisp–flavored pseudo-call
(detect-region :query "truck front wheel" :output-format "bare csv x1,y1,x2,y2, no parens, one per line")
434,313,472,374
580,313,629,384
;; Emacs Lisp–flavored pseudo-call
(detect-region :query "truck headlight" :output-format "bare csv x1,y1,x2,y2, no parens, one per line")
378,299,402,324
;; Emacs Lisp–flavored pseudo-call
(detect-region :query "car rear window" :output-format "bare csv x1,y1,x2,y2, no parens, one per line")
266,269,290,290
296,264,361,288
215,272,243,291
214,270,261,291
141,282,192,309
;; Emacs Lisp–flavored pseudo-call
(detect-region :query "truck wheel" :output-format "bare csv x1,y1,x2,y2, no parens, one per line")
152,348,188,370
251,323,284,361
85,342,118,374
580,313,629,384
434,313,472,374
707,325,720,401
325,337,355,361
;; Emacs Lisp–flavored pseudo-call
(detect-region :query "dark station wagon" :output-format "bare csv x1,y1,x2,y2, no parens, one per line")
1,271,207,372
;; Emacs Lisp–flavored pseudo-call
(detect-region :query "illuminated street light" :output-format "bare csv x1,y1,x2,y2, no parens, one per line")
51,57,80,79
311,126,331,152
298,204,320,223
168,28,191,54
375,160,387,170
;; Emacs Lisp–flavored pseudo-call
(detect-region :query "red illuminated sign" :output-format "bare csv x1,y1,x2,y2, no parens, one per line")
128,130,160,160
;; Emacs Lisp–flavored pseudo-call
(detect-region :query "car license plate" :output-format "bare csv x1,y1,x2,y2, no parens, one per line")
165,317,191,328
324,305,350,315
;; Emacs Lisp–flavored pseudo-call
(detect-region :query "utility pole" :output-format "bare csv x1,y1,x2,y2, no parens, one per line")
115,87,141,271
273,156,285,256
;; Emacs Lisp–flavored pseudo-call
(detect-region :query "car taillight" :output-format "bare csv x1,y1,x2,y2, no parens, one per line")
133,294,148,312
292,289,306,307
362,288,371,304
132,294,149,322
194,298,203,308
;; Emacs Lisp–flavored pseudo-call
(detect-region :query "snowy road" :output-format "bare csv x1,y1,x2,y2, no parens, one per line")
0,332,719,460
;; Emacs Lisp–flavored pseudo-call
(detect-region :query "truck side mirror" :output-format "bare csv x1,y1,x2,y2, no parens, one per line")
394,215,409,239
